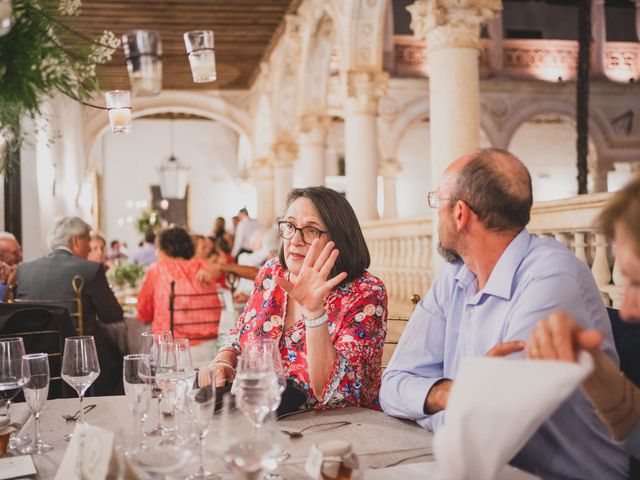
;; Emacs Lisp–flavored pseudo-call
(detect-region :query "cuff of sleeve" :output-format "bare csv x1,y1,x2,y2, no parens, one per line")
382,374,444,420
619,419,640,456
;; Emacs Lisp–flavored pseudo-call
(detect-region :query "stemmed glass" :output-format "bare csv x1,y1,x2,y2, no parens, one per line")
123,354,152,456
139,331,172,436
235,351,279,430
186,367,219,480
0,337,28,450
61,336,100,424
20,353,53,454
245,339,286,410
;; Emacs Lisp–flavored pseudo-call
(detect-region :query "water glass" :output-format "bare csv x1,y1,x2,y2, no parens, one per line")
140,331,172,436
20,353,53,454
186,367,219,479
123,354,152,455
0,337,29,450
184,30,216,83
122,30,162,96
105,90,132,135
61,336,100,424
235,353,278,429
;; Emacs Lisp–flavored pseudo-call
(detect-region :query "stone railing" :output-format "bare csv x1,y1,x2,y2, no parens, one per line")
362,192,623,317
362,216,433,317
393,35,640,83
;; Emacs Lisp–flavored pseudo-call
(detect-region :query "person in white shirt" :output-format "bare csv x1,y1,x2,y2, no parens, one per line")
230,208,262,257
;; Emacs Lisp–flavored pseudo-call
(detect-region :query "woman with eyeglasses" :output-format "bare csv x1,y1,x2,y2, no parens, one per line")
202,186,388,410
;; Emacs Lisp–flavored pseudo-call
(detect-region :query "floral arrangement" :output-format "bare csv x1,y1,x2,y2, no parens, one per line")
136,209,165,235
108,261,146,290
0,0,120,173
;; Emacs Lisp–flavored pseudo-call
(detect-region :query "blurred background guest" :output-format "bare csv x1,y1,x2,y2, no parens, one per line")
212,216,233,247
0,232,22,301
130,230,157,267
137,227,221,365
107,239,128,263
231,208,262,258
88,232,107,267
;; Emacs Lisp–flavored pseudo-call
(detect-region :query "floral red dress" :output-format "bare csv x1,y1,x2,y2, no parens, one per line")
221,258,388,409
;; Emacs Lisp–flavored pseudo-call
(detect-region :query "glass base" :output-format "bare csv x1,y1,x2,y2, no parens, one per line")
188,469,221,480
8,432,31,451
20,441,54,455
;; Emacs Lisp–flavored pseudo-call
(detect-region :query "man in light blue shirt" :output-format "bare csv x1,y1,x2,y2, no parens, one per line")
380,148,628,480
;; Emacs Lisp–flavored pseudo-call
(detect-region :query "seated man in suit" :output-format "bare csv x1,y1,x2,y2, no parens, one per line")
16,216,124,395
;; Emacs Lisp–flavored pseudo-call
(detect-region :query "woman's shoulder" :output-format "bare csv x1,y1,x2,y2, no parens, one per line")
259,257,284,277
332,270,387,303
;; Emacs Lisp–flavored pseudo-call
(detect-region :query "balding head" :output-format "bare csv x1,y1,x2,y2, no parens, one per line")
0,232,22,265
448,148,533,232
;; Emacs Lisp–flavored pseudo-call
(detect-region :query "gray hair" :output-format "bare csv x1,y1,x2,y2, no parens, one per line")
0,232,17,241
48,216,91,252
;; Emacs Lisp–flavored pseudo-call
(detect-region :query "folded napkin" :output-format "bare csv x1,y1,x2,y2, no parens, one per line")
433,353,593,480
364,461,540,480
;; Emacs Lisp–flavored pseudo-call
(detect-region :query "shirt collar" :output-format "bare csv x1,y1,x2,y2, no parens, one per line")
454,229,531,302
55,246,74,255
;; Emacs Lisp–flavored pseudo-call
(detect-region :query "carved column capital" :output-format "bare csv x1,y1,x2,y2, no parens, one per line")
346,70,389,115
379,158,402,178
299,113,332,134
250,157,273,180
272,136,298,168
407,0,501,51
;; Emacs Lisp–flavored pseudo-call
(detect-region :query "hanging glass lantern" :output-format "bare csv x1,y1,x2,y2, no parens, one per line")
122,30,162,96
183,30,216,83
158,119,188,199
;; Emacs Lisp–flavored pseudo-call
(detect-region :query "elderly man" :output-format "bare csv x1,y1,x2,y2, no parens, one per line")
16,216,124,395
379,149,628,479
0,232,22,300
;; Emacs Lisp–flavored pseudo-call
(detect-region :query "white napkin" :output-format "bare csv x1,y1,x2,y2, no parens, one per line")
364,461,540,480
434,352,593,480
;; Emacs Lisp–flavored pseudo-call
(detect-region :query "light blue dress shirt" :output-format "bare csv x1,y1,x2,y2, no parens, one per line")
380,230,629,480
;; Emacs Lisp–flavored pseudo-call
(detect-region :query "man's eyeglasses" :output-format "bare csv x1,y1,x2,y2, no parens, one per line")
277,221,327,245
427,192,450,209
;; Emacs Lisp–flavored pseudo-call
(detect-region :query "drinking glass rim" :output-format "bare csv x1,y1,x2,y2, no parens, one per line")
0,337,24,343
66,335,94,341
124,353,150,360
22,353,48,360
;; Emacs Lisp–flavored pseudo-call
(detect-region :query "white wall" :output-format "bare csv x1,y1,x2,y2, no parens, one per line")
101,119,256,248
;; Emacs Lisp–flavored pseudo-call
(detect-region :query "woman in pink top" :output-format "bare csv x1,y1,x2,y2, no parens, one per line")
137,227,221,365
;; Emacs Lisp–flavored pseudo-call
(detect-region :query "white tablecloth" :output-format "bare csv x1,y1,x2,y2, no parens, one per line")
9,396,434,479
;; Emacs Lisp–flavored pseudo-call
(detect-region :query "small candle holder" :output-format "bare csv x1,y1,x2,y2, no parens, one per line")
105,90,132,135
184,30,216,83
122,30,162,96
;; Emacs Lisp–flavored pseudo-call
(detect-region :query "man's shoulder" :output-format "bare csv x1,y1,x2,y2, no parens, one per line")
521,235,587,276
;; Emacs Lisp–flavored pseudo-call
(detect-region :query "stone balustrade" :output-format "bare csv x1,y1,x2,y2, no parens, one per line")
362,192,623,317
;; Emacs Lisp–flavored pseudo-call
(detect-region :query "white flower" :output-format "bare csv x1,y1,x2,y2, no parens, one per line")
376,305,384,316
262,278,273,290
364,304,376,316
58,0,82,16
291,331,301,343
263,321,273,332
354,312,366,323
342,335,354,343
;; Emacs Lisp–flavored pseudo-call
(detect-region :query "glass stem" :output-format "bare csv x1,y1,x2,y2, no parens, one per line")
156,395,162,430
79,394,85,423
199,434,206,476
33,411,41,447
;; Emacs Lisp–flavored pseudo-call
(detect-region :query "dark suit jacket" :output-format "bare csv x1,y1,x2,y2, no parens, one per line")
16,249,125,396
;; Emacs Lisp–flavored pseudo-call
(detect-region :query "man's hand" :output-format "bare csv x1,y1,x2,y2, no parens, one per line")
424,379,452,415
485,340,525,357
526,312,603,362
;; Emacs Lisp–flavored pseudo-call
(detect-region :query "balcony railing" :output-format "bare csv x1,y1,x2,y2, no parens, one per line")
362,192,624,317
393,35,640,83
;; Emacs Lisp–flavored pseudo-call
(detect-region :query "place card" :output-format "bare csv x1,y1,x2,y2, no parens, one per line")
305,444,324,479
0,455,37,480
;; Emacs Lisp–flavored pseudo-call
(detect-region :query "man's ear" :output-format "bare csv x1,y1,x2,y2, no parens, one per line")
454,200,474,232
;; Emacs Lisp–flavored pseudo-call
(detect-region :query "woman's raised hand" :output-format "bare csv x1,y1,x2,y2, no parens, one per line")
275,240,347,316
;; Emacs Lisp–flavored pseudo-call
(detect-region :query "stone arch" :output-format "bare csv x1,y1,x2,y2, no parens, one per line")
342,0,389,71
83,91,252,161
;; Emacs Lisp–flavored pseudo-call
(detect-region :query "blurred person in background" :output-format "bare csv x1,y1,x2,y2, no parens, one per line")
130,230,157,267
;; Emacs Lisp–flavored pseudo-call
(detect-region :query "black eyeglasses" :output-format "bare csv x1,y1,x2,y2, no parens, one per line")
277,220,327,245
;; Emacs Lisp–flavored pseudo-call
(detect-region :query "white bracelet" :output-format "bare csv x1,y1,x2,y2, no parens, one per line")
303,311,328,328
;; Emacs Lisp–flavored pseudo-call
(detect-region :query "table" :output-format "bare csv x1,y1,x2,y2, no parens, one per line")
10,396,434,479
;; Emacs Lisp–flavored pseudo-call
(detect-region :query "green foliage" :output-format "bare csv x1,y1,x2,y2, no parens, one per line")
136,210,165,235
108,262,146,289
0,0,119,173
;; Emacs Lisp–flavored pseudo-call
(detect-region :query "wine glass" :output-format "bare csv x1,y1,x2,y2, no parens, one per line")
245,339,286,409
172,338,197,443
61,336,100,424
0,337,29,449
186,367,219,480
20,353,53,454
140,331,172,436
123,354,152,455
221,411,284,480
235,352,278,429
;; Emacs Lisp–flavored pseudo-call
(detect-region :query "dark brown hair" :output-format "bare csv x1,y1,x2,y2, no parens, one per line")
159,227,194,259
597,175,640,257
278,187,370,282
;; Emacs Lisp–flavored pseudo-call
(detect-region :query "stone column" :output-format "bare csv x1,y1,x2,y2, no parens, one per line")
407,0,500,267
251,157,275,227
272,137,298,216
487,10,504,76
379,158,402,219
298,113,331,187
344,70,388,221
591,0,607,78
